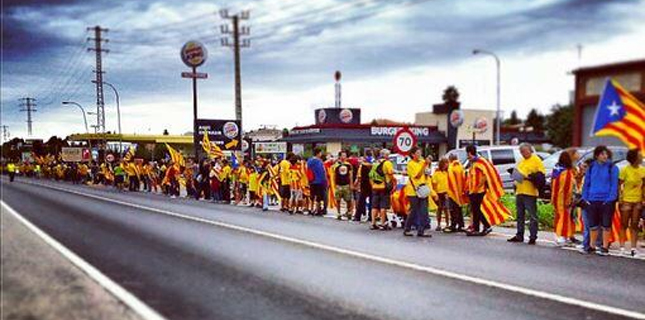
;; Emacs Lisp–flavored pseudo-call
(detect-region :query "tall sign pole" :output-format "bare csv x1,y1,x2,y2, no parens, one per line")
181,40,208,160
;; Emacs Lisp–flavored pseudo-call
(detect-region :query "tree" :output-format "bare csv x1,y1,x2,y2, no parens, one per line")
504,110,522,125
163,129,169,135
442,85,460,104
546,104,574,148
525,108,545,132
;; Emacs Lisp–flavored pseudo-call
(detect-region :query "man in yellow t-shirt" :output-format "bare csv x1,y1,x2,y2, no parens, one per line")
369,149,394,230
278,153,294,212
403,146,431,237
509,143,545,244
7,162,16,182
618,149,645,256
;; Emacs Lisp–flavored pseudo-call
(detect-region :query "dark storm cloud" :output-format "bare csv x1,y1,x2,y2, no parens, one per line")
240,0,642,89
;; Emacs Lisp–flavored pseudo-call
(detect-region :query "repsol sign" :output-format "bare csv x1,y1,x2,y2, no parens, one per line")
370,126,430,137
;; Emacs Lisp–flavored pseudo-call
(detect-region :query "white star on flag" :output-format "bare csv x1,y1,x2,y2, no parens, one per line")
607,101,621,116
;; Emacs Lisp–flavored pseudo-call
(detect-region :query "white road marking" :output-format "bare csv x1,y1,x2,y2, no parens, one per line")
6,179,645,319
1,201,167,320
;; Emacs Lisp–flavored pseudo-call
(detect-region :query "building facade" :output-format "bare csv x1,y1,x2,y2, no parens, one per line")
573,59,645,146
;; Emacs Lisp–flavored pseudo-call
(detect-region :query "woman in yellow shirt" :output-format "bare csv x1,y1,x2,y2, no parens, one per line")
432,158,450,231
403,146,431,237
618,149,645,256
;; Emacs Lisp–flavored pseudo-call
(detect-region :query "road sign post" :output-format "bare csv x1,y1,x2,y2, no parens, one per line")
181,40,208,159
393,127,417,156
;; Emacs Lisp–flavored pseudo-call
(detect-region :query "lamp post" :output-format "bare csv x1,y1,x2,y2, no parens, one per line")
473,49,501,145
95,80,122,152
62,101,89,133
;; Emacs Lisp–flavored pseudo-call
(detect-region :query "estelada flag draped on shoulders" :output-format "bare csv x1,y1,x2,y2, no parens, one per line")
447,160,469,206
551,165,575,238
473,157,511,226
592,78,645,155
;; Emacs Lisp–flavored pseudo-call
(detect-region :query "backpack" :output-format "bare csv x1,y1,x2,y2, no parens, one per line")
369,160,386,184
528,171,546,198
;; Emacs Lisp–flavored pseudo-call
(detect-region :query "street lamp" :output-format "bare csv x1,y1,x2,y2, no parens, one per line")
62,101,89,133
94,80,122,152
473,49,501,145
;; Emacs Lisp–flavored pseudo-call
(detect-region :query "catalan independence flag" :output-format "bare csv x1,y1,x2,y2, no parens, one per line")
474,157,512,226
592,79,645,155
202,129,224,159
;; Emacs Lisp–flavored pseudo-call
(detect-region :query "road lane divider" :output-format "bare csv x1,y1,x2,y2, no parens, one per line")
6,180,645,319
1,201,167,320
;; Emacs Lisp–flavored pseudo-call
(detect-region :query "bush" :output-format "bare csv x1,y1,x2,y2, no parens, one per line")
501,194,554,230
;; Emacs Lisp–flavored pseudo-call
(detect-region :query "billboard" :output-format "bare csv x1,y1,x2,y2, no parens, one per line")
194,119,242,159
314,108,361,125
254,142,287,154
61,147,91,162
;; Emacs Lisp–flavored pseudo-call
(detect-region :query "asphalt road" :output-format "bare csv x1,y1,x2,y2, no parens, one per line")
2,176,644,320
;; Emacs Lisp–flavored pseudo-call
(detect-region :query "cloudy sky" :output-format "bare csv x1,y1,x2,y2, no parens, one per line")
2,0,644,140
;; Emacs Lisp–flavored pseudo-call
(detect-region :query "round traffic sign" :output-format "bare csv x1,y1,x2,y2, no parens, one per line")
180,40,208,68
393,127,417,156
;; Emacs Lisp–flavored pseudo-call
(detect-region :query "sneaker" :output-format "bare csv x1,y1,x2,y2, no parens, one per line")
481,227,492,236
507,236,523,243
579,247,594,254
369,224,379,230
596,247,609,256
403,230,413,237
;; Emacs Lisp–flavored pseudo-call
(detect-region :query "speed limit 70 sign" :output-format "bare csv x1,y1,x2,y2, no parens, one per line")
393,127,417,156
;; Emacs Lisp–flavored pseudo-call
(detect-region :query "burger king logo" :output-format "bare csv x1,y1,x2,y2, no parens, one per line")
473,117,488,133
318,109,327,124
339,109,353,123
223,122,239,139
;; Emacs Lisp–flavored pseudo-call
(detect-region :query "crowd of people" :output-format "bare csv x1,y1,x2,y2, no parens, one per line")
3,143,644,257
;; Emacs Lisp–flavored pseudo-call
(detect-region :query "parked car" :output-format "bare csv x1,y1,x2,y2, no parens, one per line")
542,146,629,199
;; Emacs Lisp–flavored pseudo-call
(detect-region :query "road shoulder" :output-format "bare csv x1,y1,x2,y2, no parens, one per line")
1,204,143,320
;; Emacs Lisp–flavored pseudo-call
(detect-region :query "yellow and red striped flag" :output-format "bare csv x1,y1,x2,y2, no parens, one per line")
592,79,645,155
551,168,575,238
202,130,224,159
473,157,511,226
447,160,469,206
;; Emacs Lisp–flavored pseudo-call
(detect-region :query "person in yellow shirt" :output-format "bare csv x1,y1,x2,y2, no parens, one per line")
78,162,89,184
7,161,16,182
248,165,260,207
369,149,395,230
125,161,139,191
432,158,450,231
403,146,431,237
278,153,293,212
508,143,545,244
618,149,645,256
219,159,232,203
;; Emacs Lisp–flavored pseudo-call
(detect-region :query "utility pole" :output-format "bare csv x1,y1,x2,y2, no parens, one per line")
220,10,250,127
88,26,109,150
1,125,9,143
19,97,37,136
